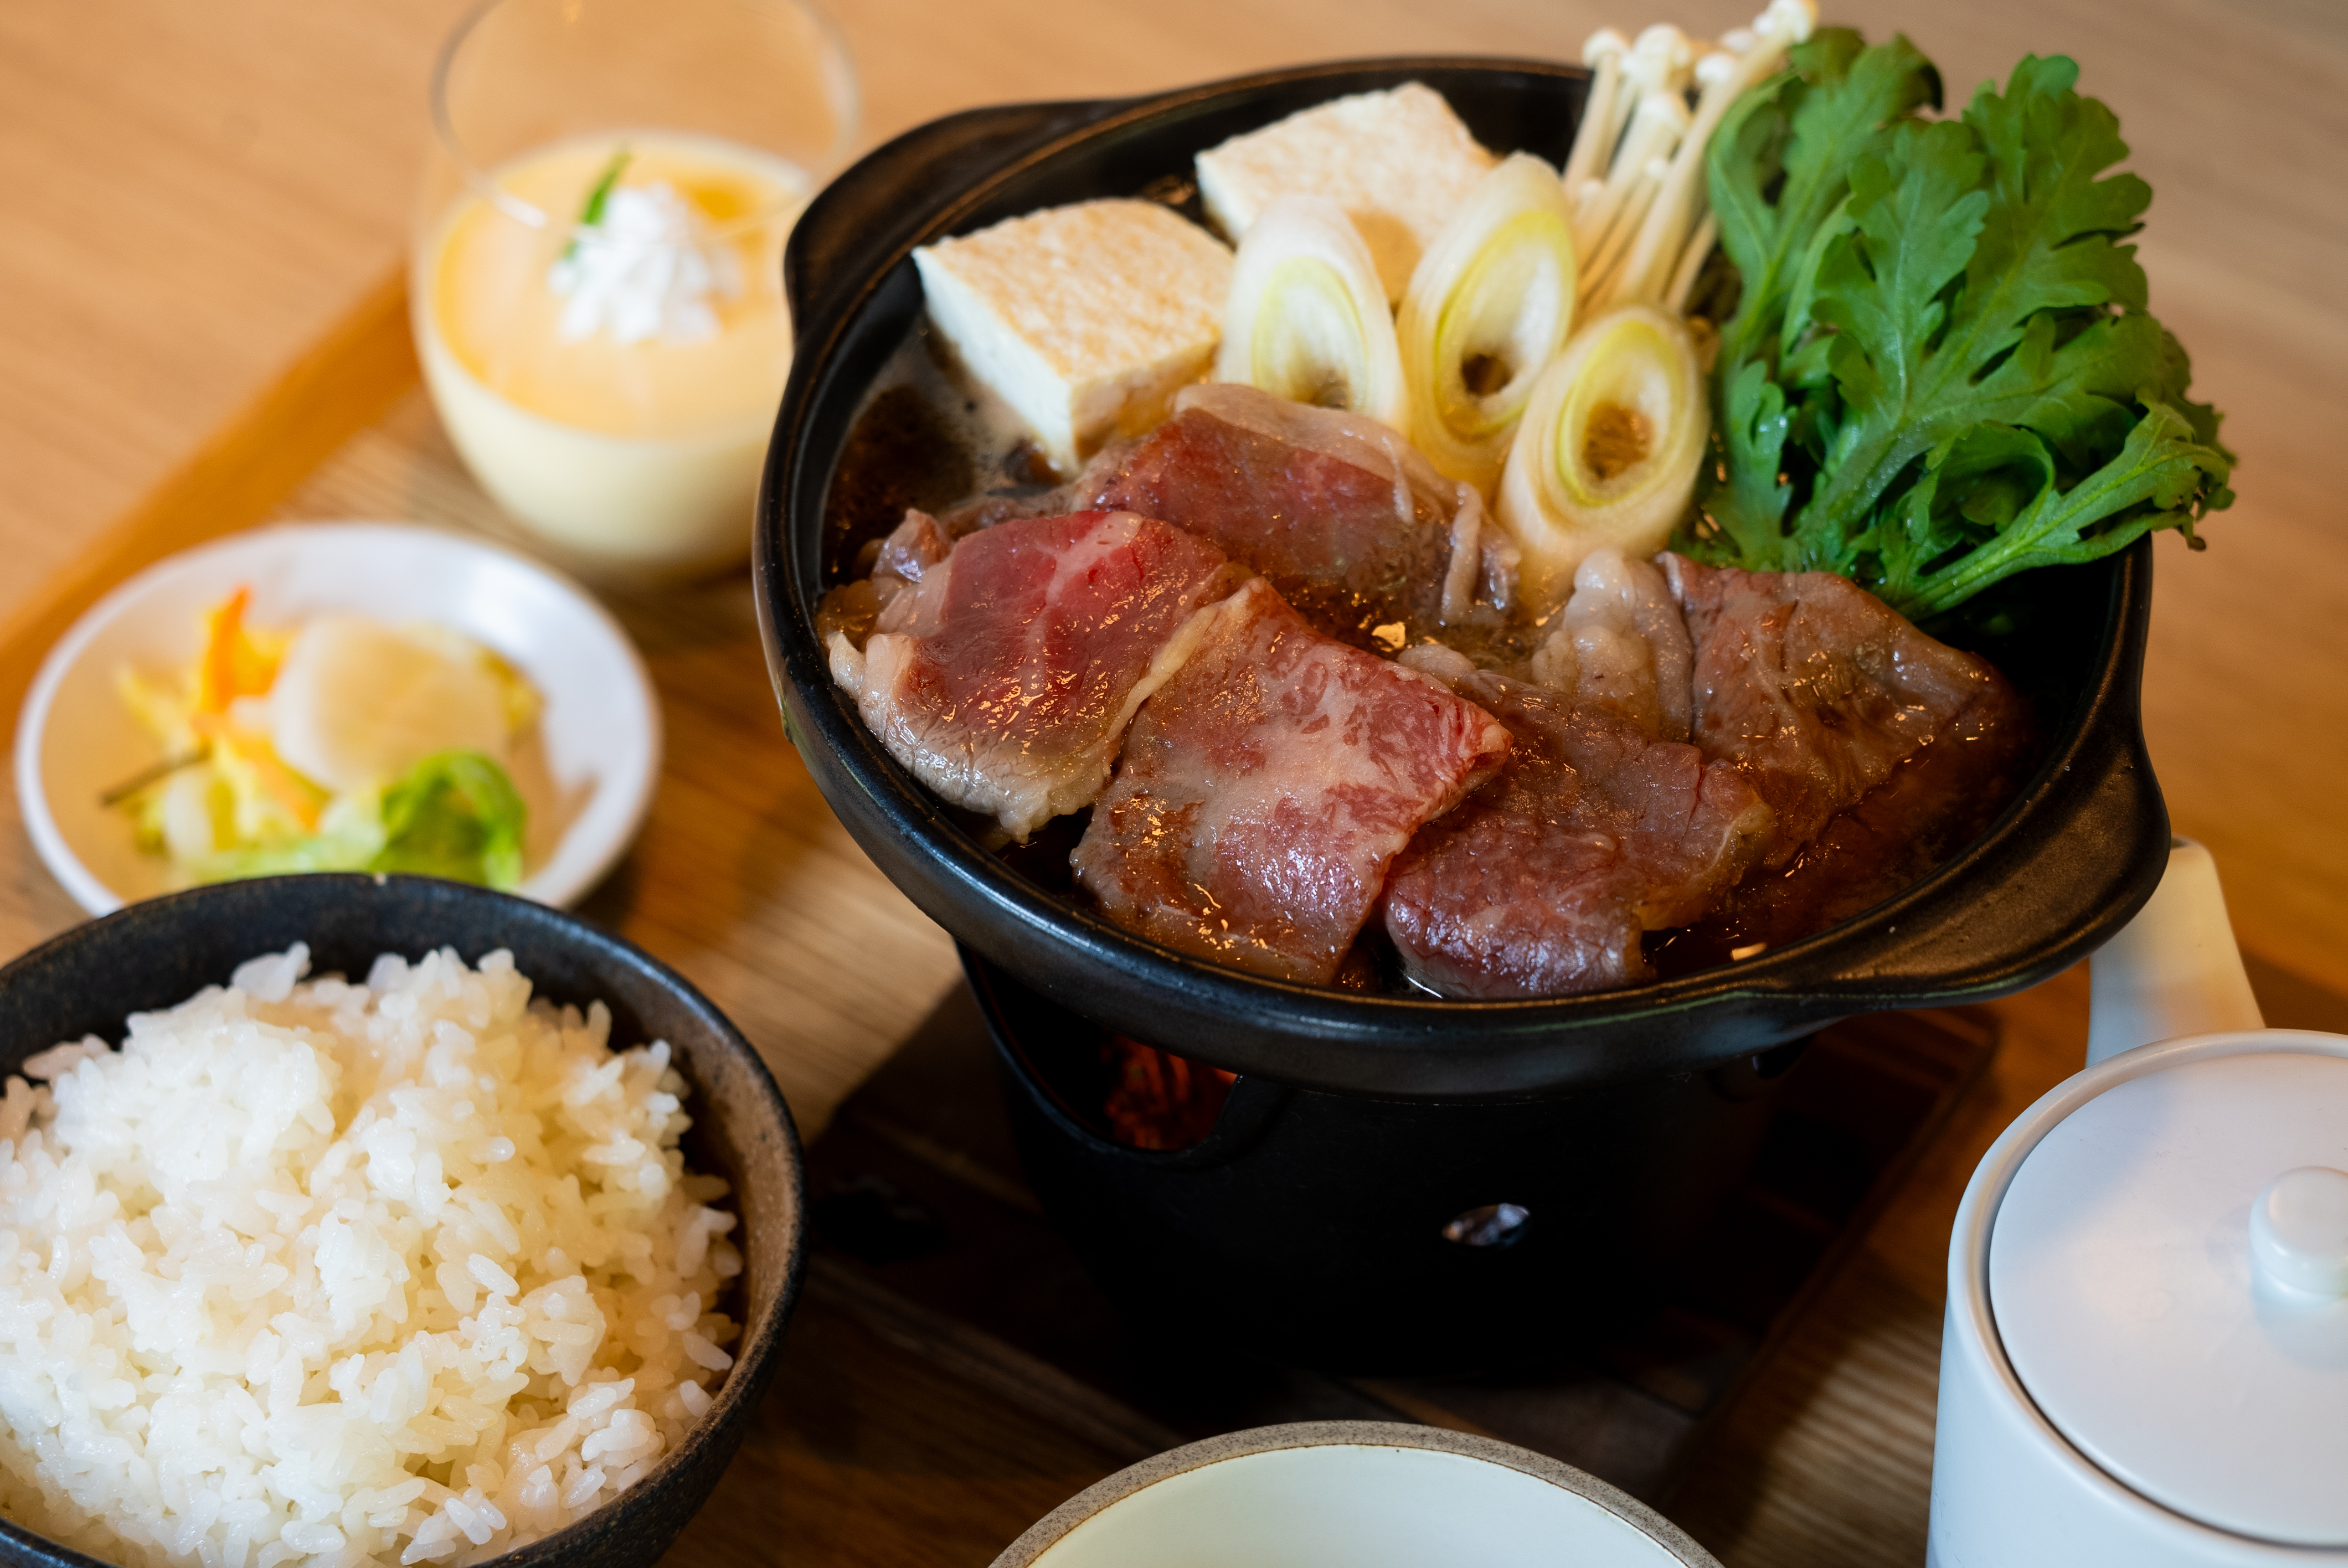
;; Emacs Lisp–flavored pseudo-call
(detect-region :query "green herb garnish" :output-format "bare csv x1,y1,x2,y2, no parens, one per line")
562,147,634,261
1680,34,2234,620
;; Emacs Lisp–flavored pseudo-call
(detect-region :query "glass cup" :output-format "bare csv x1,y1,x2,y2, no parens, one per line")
414,0,858,580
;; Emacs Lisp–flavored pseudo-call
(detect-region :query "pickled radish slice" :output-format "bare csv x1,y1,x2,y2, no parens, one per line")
268,615,511,792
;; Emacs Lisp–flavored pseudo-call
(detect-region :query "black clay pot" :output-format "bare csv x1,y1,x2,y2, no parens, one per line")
751,61,2169,1367
0,875,804,1568
756,58,2168,1097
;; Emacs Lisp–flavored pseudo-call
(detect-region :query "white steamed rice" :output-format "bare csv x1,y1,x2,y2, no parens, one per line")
0,943,744,1568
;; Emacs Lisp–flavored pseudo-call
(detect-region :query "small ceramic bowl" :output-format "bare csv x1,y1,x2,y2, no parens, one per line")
992,1421,1722,1568
13,521,661,915
0,873,805,1568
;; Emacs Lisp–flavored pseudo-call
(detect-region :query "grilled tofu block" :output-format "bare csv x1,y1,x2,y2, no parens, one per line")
912,199,1233,476
1194,83,1496,301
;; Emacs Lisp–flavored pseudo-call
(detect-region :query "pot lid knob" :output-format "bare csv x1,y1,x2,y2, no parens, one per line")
2252,1166,2348,1300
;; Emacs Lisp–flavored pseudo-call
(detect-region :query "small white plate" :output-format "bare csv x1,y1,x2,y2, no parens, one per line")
14,521,662,915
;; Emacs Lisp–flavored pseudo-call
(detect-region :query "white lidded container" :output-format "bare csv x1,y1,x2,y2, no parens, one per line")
1931,839,2348,1566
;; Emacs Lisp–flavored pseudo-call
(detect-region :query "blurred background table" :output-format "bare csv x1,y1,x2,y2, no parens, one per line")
2,1,2344,1563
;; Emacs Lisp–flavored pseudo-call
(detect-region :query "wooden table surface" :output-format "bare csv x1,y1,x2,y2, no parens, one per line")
3,1,2346,1563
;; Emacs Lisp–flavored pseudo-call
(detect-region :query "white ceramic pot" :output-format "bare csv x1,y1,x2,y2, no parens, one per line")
1930,838,2348,1565
995,1421,1719,1568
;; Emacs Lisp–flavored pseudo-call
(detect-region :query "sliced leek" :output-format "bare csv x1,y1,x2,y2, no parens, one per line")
1216,195,1407,430
1496,303,1707,609
1397,153,1578,496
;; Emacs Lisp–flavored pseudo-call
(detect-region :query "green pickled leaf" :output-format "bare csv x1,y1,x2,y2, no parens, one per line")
193,795,386,883
190,750,528,890
370,750,528,890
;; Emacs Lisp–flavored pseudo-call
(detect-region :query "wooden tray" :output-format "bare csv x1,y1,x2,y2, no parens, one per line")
0,274,2023,1567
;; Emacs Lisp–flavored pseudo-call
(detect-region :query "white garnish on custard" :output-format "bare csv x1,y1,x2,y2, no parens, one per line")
547,181,744,346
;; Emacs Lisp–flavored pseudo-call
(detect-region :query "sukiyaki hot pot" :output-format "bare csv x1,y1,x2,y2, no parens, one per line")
755,59,2172,1369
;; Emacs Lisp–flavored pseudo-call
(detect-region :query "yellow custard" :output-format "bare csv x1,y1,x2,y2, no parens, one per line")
414,131,809,574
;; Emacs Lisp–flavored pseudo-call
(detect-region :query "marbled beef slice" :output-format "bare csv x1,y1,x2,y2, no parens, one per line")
1073,577,1512,984
1661,554,2026,868
1080,384,1497,649
828,510,1242,842
1382,670,1774,998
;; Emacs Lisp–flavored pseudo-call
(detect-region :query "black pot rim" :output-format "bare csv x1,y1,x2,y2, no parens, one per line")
754,58,2171,1098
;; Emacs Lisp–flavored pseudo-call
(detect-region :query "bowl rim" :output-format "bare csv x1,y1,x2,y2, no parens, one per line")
428,0,867,242
0,872,804,1568
12,519,663,917
754,56,2170,1093
988,1419,1721,1568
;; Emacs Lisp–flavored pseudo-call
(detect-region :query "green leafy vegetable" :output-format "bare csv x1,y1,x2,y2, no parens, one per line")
1681,37,2234,618
195,750,527,891
369,750,528,889
193,808,385,882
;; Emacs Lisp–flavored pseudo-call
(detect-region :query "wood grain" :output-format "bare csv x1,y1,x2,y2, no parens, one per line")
0,272,416,740
677,1262,1138,1568
0,0,473,631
